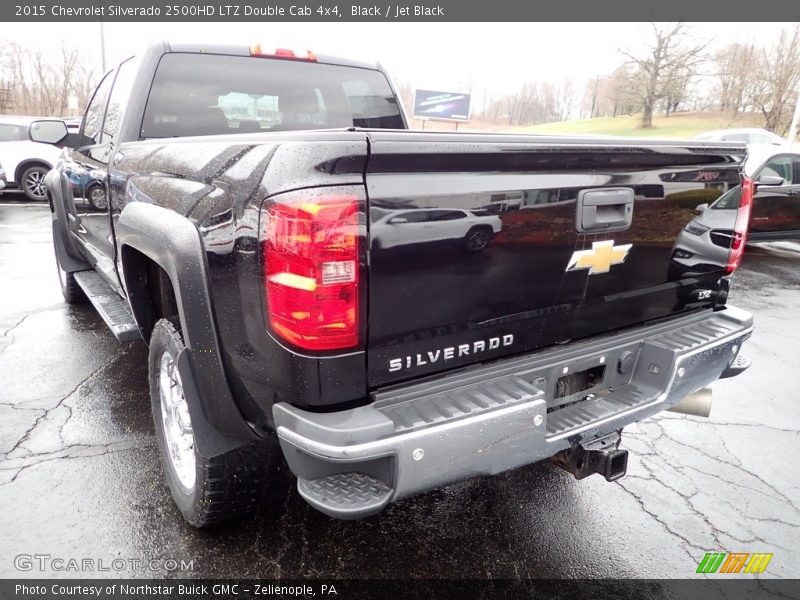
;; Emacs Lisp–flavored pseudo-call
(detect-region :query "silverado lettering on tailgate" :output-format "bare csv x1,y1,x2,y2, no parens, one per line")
388,335,514,372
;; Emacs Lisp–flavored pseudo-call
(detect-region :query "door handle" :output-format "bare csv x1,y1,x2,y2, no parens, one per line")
576,188,635,233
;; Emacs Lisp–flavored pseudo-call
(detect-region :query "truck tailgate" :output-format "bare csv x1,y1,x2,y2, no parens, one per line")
364,132,746,388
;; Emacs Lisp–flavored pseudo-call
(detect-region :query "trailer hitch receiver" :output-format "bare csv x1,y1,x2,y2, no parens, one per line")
552,432,628,482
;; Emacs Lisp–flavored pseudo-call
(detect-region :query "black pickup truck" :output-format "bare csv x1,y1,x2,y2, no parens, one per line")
34,42,757,526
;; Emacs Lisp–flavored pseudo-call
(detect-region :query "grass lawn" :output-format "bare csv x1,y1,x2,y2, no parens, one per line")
508,112,767,139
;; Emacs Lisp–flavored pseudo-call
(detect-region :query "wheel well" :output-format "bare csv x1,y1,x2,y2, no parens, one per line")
14,160,52,185
121,246,179,342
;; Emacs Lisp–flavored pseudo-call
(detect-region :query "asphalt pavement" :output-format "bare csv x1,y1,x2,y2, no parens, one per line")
1,196,798,579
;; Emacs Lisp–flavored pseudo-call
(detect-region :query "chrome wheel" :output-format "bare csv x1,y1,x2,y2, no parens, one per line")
24,169,47,200
158,351,196,490
89,186,108,210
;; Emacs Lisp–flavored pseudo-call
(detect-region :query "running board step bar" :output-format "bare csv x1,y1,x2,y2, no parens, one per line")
73,271,140,342
297,472,393,519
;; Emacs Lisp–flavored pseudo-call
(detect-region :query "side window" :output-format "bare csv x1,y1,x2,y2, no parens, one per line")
758,156,793,184
792,159,800,185
81,72,114,146
431,210,467,221
100,57,138,145
398,211,428,223
711,186,742,209
0,124,26,141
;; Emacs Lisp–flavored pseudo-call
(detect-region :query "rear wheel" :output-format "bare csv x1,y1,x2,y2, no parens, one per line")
464,226,492,252
149,318,280,527
87,184,108,211
21,165,49,201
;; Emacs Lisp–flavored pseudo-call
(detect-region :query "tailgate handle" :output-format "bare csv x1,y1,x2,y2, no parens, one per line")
576,187,634,233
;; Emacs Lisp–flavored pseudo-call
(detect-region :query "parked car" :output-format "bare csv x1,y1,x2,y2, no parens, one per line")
370,207,502,251
0,161,6,192
670,147,800,278
669,186,742,278
739,147,800,239
694,127,786,146
0,116,64,200
67,169,108,210
36,42,753,527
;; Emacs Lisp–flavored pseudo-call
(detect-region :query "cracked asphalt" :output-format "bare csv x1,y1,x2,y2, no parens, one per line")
1,198,798,579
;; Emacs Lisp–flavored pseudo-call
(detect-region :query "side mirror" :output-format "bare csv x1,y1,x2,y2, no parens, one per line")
695,203,708,214
29,119,69,145
755,175,784,188
388,217,408,225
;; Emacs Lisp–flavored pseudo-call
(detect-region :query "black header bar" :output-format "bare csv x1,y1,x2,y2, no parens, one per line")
4,0,800,21
4,579,800,600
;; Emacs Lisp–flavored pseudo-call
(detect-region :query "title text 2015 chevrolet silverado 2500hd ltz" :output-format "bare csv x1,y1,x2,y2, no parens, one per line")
33,42,759,526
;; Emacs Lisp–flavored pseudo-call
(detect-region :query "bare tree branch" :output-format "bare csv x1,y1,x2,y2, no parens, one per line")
620,23,708,127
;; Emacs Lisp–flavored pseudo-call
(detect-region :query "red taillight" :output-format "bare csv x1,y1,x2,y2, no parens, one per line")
263,190,362,351
726,176,754,274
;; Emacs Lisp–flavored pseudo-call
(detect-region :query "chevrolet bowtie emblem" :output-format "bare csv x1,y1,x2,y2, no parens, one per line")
566,240,632,275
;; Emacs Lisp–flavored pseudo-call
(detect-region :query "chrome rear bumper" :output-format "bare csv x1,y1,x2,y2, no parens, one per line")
274,306,753,519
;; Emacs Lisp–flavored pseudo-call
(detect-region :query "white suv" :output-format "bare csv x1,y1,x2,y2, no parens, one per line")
0,116,65,201
371,208,503,251
694,128,786,146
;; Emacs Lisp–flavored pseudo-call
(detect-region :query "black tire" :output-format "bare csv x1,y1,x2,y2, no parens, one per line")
21,165,49,201
54,246,85,304
464,226,492,252
149,318,280,527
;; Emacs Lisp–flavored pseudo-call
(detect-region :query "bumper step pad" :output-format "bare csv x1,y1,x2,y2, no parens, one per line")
73,271,140,342
297,472,393,519
719,353,751,379
546,384,647,438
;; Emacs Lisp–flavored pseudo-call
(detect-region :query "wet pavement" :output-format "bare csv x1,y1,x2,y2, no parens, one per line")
1,198,798,579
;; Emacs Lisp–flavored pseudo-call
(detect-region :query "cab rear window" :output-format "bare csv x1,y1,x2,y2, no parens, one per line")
140,53,404,138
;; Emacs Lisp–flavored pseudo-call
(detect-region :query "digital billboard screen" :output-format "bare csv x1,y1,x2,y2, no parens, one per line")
412,89,472,122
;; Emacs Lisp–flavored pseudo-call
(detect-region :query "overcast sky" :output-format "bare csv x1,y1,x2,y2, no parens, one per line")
3,22,797,97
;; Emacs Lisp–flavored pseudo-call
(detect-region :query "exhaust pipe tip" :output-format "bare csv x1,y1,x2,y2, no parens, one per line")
667,387,713,418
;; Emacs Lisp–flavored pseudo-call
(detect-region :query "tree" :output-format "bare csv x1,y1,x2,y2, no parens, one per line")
579,67,641,119
752,26,800,133
583,75,601,118
714,42,759,115
622,23,707,128
0,38,98,117
661,63,692,117
478,79,576,127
